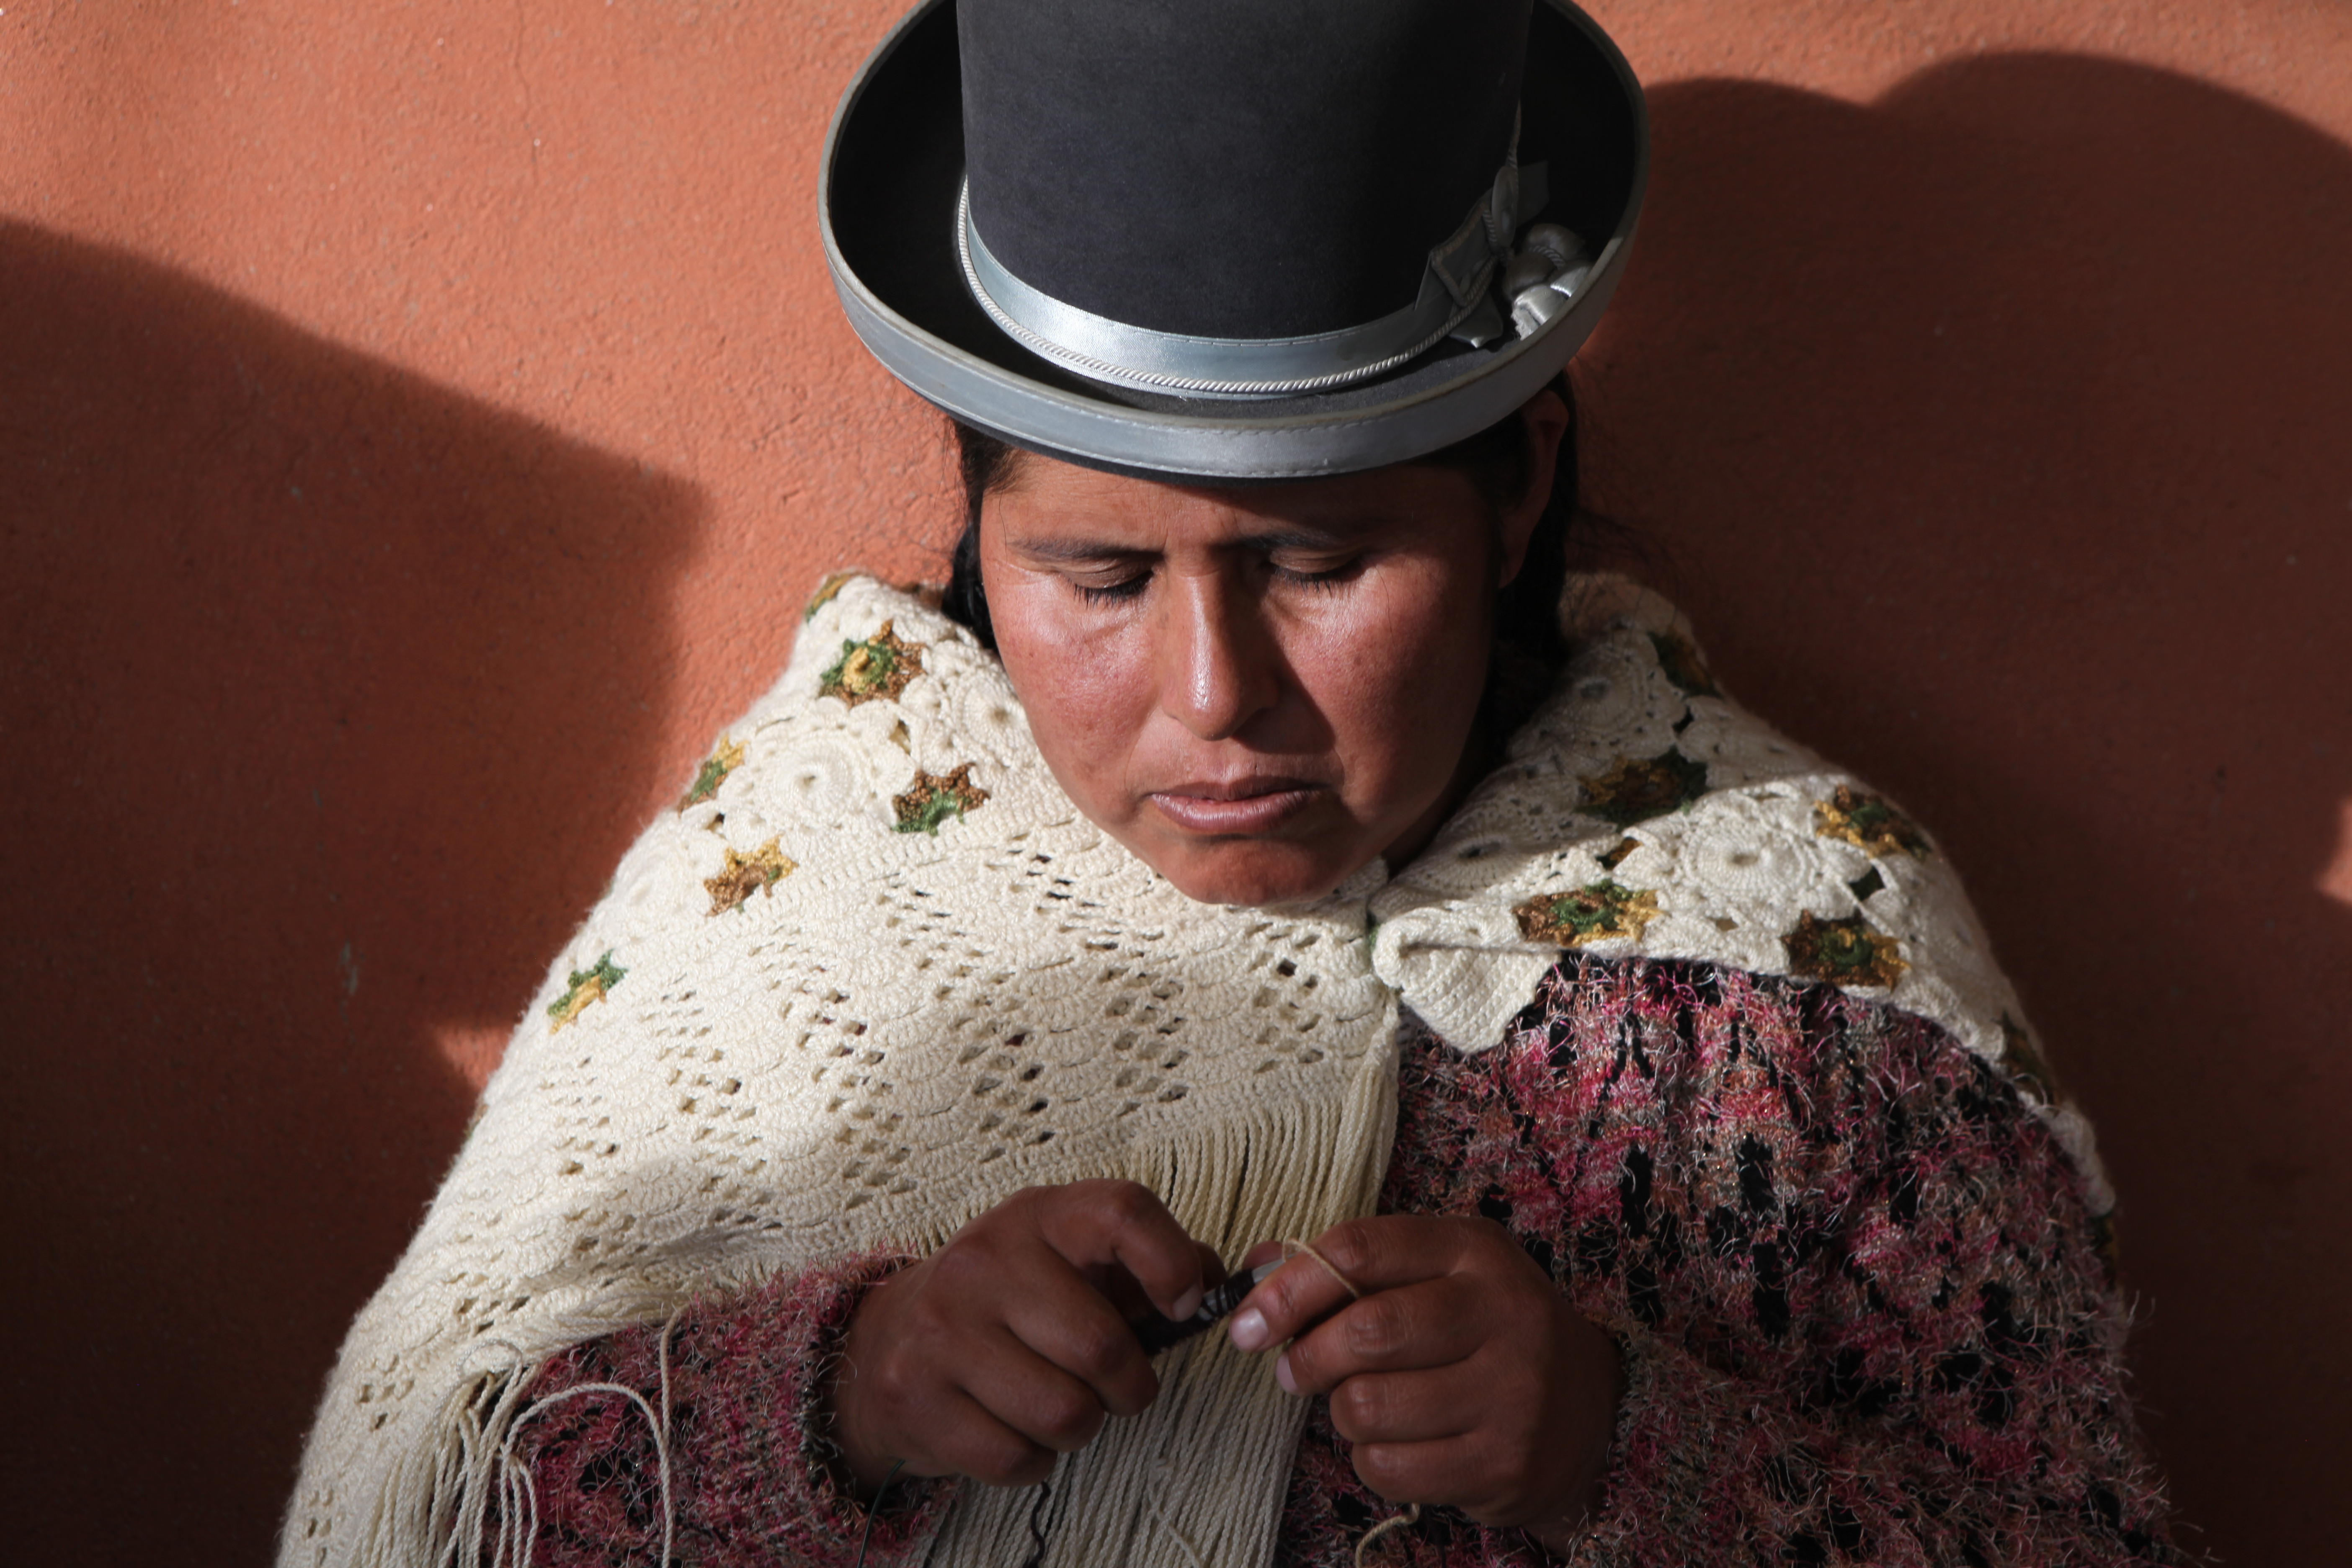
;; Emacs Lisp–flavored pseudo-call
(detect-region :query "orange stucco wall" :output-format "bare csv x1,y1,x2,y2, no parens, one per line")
3,3,2344,1561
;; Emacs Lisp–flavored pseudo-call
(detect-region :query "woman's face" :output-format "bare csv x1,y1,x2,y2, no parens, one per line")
980,395,1564,905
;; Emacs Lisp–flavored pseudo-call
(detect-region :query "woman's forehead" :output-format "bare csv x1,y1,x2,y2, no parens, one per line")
988,451,1471,548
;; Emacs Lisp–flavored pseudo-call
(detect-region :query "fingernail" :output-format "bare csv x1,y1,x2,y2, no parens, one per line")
1275,1349,1299,1395
1172,1285,1204,1322
1229,1307,1269,1351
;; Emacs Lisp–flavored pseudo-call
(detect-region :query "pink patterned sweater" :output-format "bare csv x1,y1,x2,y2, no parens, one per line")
492,956,2179,1566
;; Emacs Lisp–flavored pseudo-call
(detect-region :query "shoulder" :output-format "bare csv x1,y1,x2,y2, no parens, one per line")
1372,576,2111,1211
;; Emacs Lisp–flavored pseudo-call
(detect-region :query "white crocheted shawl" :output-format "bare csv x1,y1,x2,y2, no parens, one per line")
283,574,2102,1568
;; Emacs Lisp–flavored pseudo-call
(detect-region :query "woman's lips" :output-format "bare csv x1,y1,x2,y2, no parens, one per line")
1147,779,1322,836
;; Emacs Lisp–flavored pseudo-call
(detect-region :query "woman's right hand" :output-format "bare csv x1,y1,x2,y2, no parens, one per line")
825,1180,1217,1492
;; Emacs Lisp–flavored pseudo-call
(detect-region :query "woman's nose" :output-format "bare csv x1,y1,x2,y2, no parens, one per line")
1160,573,1280,740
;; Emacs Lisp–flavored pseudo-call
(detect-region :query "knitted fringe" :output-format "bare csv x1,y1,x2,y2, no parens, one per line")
313,1033,1397,1568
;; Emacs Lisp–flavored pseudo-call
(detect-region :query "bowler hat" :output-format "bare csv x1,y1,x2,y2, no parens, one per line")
822,0,1646,480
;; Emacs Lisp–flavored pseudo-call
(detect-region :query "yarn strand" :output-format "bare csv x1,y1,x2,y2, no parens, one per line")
1278,1240,1421,1568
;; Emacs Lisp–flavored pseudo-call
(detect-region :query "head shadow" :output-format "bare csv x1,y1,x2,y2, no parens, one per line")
0,221,704,1558
1577,56,2351,1564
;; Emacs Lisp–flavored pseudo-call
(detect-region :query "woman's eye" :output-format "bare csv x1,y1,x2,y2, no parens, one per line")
1075,572,1150,604
1271,557,1361,590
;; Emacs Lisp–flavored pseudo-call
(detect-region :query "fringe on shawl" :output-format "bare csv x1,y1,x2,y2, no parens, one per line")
312,1025,1400,1568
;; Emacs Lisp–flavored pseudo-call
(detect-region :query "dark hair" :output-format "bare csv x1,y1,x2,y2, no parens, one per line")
942,375,1586,730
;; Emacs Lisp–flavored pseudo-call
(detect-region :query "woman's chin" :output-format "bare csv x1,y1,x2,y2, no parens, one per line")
1136,836,1368,908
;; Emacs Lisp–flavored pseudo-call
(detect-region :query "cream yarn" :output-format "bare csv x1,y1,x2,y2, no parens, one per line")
282,574,2098,1568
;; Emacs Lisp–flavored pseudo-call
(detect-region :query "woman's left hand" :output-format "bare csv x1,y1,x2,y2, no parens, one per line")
1226,1215,1623,1554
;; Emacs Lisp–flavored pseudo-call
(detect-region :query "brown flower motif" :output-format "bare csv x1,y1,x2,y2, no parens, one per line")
679,736,745,809
820,620,924,707
1813,784,1931,859
547,951,626,1032
894,763,989,835
705,837,796,915
802,570,854,622
1516,879,1662,947
1783,912,1907,988
1648,630,1720,698
1577,750,1710,827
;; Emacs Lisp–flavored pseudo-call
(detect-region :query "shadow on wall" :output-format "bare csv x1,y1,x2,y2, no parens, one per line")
1583,57,2350,1565
0,223,703,1560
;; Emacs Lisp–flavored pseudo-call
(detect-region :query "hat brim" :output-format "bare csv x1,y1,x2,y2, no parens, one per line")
820,0,1648,482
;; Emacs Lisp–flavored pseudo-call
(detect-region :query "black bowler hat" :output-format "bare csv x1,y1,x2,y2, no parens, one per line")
821,0,1646,481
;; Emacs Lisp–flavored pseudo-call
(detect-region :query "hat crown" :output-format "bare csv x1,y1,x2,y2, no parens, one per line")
958,0,1532,340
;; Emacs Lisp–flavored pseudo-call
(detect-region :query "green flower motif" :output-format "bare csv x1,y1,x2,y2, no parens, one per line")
1648,630,1720,698
820,620,924,707
893,764,989,835
1516,879,1663,947
679,736,745,809
1782,913,1906,988
1577,750,1710,827
1814,784,1931,859
548,950,627,1032
802,571,854,622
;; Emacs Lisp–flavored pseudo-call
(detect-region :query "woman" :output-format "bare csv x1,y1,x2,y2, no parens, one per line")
284,2,2178,1565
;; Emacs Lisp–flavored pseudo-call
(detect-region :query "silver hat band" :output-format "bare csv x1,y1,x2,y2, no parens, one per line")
957,147,1527,400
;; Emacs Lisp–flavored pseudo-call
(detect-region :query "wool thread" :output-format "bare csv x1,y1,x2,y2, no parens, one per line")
1274,1240,1424,1568
1280,1238,1362,1301
847,1458,906,1568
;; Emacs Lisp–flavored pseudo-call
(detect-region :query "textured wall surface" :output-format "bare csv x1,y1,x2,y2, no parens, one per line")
2,2,2344,1563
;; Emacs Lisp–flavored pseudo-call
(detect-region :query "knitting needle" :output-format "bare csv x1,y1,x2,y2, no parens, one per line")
1132,1260,1284,1356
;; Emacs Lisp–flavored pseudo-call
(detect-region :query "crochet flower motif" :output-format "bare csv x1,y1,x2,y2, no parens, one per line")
1515,879,1662,947
1782,912,1907,988
1813,784,1932,859
547,950,627,1032
705,837,795,916
802,570,854,623
679,736,746,810
893,764,989,835
1648,630,1719,698
820,621,924,707
1577,750,1710,827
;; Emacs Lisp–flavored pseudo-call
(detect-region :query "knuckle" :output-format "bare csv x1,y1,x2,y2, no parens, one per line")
1328,1377,1388,1439
1350,1443,1417,1504
969,1432,1048,1488
1340,1297,1409,1361
1062,1317,1131,1380
1038,1388,1106,1449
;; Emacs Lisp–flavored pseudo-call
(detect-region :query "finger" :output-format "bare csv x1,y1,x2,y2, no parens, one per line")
1277,1278,1486,1396
1347,1436,1486,1511
1319,1365,1482,1446
997,1265,1161,1417
914,1384,1063,1489
1229,1215,1470,1351
957,1326,1117,1456
1034,1179,1210,1321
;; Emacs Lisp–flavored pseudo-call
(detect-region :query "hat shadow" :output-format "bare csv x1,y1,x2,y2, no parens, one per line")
0,222,704,1558
1586,56,2351,1565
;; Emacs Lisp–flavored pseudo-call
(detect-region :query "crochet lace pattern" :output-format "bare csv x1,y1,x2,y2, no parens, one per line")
283,575,2098,1568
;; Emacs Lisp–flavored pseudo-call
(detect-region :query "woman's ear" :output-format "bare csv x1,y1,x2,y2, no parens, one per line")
1495,388,1571,588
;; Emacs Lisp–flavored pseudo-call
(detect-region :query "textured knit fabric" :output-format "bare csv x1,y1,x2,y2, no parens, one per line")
288,575,2126,1567
498,961,2175,1568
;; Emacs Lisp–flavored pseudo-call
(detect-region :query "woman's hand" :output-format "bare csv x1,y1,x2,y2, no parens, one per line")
1226,1216,1622,1554
826,1180,1217,1493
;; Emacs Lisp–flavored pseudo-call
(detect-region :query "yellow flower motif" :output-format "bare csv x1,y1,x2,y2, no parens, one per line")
1813,784,1931,859
1577,750,1709,827
820,620,925,707
547,951,627,1032
1648,630,1719,698
1782,912,1907,989
680,736,746,810
894,764,989,835
705,838,796,916
802,571,854,622
1515,880,1662,947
